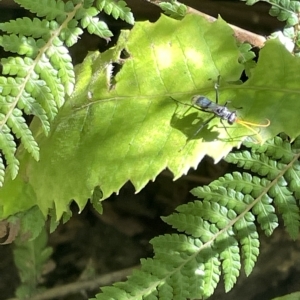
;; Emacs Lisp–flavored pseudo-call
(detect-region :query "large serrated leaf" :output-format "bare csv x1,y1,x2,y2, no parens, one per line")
0,14,299,220
0,15,243,219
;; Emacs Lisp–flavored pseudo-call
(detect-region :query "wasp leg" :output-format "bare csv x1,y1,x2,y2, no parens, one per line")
220,119,233,140
170,96,195,116
214,75,221,104
189,115,216,141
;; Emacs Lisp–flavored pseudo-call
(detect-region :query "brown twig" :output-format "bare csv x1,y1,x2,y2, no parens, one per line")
6,265,139,300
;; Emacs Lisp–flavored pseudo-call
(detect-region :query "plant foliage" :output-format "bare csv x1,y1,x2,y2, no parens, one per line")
159,0,187,19
0,0,134,188
98,0,134,25
242,0,300,54
273,291,300,300
2,13,300,220
13,225,52,299
1,1,300,300
94,134,300,299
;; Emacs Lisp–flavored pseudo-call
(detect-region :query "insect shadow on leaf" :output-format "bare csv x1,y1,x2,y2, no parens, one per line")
170,76,270,148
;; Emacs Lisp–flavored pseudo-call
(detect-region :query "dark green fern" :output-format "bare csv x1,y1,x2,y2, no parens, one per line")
13,220,52,299
242,0,300,55
94,134,300,299
243,0,299,25
159,0,187,19
0,0,134,187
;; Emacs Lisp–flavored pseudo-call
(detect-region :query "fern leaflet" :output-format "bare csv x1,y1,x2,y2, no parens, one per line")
96,0,134,25
95,134,300,299
0,0,135,187
242,0,300,55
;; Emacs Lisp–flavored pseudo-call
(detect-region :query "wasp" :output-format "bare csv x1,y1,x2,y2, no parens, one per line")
173,77,270,143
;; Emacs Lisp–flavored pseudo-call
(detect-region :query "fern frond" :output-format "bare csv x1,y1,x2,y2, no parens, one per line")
0,34,39,57
2,56,32,77
0,1,129,186
0,17,52,39
13,222,52,299
227,135,300,238
27,81,58,122
96,0,134,25
34,54,65,107
243,135,294,162
0,156,5,185
0,121,19,179
203,255,220,296
242,0,300,55
234,212,259,276
18,93,50,135
15,0,67,21
159,0,187,19
80,7,113,40
95,134,300,299
252,194,278,236
7,109,40,160
269,0,298,25
269,182,299,238
217,232,241,292
59,21,84,47
286,163,300,198
243,0,299,25
209,172,268,197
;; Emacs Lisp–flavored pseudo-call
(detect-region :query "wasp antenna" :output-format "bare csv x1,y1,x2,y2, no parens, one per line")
236,118,270,128
235,119,270,143
238,121,263,143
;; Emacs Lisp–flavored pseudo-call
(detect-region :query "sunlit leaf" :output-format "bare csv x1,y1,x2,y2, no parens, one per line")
1,14,298,219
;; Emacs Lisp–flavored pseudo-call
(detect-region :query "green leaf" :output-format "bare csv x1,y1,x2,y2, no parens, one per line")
162,211,218,241
93,133,300,299
203,256,220,297
60,24,84,47
14,225,52,299
234,213,259,276
83,0,94,9
96,0,134,25
252,195,278,236
1,13,300,220
35,54,65,108
217,233,240,292
81,15,113,40
0,15,245,219
8,108,40,160
0,34,39,57
271,183,300,239
159,1,187,19
2,56,32,77
0,120,19,181
0,17,52,39
14,0,67,21
273,291,300,300
18,206,46,240
46,45,75,95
